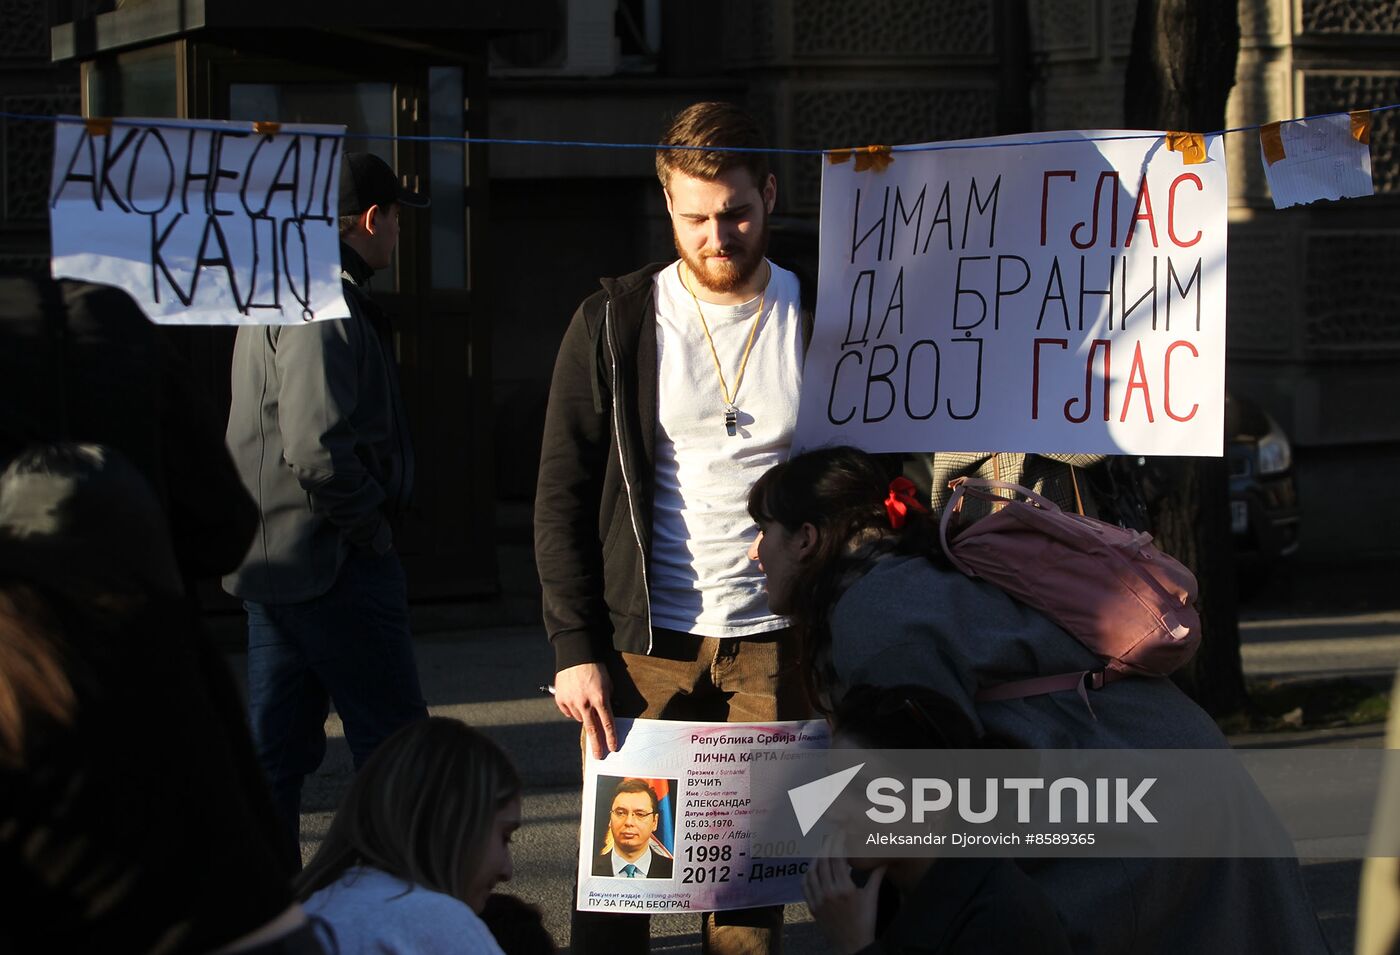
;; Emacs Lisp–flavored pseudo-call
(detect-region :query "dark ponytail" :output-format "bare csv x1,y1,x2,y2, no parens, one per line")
748,447,942,713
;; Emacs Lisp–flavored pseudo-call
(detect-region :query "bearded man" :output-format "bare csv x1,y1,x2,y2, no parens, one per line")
534,101,808,954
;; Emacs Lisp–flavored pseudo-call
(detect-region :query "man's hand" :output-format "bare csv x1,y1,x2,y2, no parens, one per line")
553,662,617,759
803,853,884,955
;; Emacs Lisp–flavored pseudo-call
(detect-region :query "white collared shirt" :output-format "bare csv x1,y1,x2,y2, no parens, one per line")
611,846,654,877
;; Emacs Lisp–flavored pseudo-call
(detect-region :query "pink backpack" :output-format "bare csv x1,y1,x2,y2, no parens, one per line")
938,477,1200,706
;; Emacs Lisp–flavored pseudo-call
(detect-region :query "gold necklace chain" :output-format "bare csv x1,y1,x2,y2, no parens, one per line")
682,261,770,433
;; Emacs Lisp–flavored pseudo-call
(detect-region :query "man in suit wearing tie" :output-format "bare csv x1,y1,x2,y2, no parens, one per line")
593,778,673,879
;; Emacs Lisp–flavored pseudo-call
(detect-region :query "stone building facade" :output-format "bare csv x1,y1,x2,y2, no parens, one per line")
490,0,1399,562
1019,0,1399,558
0,0,79,271
1,0,1395,592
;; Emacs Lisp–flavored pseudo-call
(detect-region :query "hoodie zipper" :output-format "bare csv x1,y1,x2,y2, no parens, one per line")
604,298,654,654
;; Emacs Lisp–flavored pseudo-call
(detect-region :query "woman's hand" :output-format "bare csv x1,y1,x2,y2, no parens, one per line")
802,853,884,955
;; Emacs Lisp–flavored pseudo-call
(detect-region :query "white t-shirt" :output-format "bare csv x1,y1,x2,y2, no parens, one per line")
303,866,505,955
649,259,803,638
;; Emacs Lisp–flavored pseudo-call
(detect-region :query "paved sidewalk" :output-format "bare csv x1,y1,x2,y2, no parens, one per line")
211,598,1392,955
1241,610,1400,682
202,554,1399,953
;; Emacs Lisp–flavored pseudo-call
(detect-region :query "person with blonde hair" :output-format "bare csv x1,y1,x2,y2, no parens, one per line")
296,717,522,954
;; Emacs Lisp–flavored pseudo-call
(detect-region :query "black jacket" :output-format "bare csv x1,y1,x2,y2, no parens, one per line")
534,262,813,673
535,263,665,672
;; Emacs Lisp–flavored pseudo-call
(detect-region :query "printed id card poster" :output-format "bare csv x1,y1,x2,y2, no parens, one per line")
577,718,829,913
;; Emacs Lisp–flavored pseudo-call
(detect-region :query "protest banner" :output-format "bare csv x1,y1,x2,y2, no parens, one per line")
49,118,350,325
577,717,830,913
795,130,1228,457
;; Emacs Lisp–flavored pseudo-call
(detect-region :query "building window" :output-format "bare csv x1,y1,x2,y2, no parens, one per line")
86,44,178,117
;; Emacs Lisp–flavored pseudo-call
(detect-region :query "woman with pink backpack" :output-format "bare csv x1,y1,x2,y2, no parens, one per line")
746,445,1330,955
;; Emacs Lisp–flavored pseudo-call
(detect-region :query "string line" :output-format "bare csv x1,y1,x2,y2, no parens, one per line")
0,102,1394,155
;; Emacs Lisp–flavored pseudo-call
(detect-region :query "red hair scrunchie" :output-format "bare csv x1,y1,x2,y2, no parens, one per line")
883,477,928,529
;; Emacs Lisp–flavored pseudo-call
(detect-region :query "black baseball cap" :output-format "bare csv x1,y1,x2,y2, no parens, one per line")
338,151,429,217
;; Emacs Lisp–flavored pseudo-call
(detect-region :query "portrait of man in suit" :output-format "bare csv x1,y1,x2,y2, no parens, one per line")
593,777,674,879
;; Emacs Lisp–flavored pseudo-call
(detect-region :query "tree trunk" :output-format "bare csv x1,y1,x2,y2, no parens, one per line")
1125,0,1240,130
1124,0,1247,716
1144,457,1246,714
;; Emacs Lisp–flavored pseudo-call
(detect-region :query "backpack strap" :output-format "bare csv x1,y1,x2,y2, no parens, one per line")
975,668,1125,719
938,482,977,577
954,477,1062,511
938,476,1062,578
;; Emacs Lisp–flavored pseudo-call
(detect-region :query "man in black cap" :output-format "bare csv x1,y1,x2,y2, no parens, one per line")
224,151,430,866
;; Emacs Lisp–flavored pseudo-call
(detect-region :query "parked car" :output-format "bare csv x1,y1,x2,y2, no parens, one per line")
1225,392,1300,564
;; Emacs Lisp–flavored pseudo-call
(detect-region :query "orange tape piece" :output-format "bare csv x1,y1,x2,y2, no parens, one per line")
854,145,894,173
83,116,113,137
828,145,893,172
253,121,282,136
1260,122,1286,165
1166,131,1207,165
1350,109,1371,145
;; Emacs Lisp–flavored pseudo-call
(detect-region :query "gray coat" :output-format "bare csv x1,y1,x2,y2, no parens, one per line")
830,554,1330,955
223,245,412,605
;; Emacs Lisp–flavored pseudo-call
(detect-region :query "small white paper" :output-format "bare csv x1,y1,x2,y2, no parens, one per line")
1262,113,1374,209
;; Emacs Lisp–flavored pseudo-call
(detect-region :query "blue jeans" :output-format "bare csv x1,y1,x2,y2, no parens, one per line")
245,550,427,866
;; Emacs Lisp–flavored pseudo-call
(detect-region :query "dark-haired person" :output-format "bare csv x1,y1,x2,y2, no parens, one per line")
593,778,673,878
225,152,431,866
746,445,1330,955
0,444,318,954
297,717,521,955
535,101,808,954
